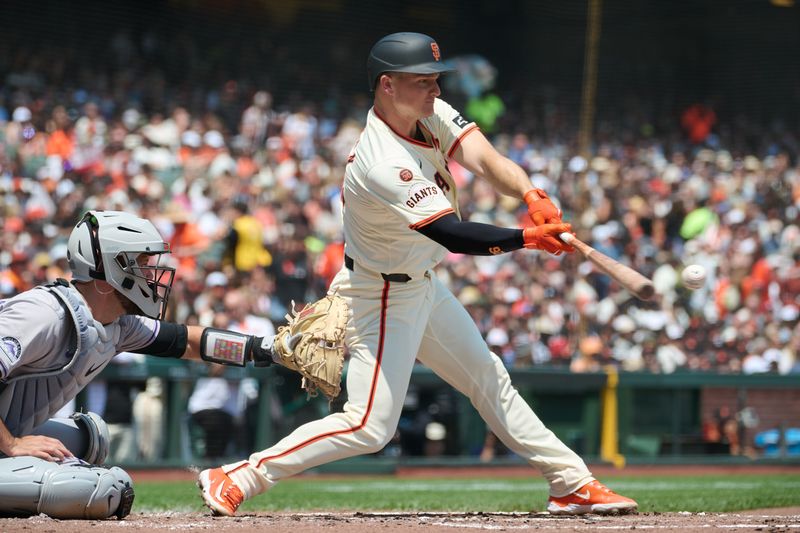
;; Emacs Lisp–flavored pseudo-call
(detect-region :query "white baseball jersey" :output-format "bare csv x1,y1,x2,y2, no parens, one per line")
342,98,476,277
222,98,594,502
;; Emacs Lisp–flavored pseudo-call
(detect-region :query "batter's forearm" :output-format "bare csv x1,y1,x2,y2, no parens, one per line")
453,132,531,199
184,325,203,361
479,154,533,199
416,213,524,255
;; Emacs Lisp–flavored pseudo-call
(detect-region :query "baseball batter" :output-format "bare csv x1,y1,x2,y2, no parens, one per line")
200,32,637,516
0,210,287,519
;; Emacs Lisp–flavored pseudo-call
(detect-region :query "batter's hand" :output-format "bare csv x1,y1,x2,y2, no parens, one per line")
524,189,563,226
523,223,575,255
6,435,73,462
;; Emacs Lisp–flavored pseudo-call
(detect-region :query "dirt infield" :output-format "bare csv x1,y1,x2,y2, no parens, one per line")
2,509,800,532
2,465,798,531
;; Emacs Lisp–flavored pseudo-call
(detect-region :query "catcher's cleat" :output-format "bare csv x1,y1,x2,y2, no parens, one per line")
198,468,244,516
547,480,638,515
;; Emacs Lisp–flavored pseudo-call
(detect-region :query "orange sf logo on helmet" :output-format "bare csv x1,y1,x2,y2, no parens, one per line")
431,42,441,61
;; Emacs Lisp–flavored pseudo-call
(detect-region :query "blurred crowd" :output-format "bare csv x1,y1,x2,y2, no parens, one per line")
449,132,800,377
2,29,799,403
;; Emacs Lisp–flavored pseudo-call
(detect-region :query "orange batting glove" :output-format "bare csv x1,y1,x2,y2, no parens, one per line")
523,223,575,255
524,189,563,226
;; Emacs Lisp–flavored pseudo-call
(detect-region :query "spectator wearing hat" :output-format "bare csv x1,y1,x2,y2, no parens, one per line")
205,131,237,179
141,112,179,149
0,251,33,294
162,202,210,277
14,110,49,178
195,271,230,327
130,164,166,202
281,103,318,161
486,326,513,367
44,105,75,163
44,243,70,281
222,289,274,341
5,107,33,153
240,91,276,151
74,102,107,149
178,130,203,164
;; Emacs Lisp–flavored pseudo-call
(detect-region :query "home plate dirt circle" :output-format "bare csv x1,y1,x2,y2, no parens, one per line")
1,509,799,532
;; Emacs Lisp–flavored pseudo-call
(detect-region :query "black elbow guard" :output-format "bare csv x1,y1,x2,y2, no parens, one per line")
138,322,188,358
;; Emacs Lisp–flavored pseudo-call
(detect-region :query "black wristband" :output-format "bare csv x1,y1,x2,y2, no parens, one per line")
250,337,273,367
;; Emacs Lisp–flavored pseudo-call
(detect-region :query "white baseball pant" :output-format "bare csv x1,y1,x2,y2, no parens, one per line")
224,266,593,498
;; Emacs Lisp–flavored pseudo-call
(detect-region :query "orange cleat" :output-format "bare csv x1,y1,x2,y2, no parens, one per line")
547,480,638,515
198,468,244,516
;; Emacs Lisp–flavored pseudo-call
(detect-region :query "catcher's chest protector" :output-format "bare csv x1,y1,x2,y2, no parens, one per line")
0,282,120,436
0,456,134,519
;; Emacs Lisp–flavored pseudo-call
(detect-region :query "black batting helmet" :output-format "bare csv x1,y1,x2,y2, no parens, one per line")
367,32,455,91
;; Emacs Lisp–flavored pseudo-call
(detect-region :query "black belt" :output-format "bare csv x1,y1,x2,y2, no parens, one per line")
344,254,411,283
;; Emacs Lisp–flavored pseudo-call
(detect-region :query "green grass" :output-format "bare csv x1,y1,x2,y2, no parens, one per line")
135,474,800,514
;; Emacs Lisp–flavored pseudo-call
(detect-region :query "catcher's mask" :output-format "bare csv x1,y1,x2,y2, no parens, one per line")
366,32,455,91
67,210,175,319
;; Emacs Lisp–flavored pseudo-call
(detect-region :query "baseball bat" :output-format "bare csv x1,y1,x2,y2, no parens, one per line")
560,233,655,301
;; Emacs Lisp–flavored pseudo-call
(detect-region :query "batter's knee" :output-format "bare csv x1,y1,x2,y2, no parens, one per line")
340,403,399,453
356,420,398,453
0,457,134,519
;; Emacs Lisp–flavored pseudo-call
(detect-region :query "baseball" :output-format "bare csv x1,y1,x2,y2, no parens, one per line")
681,264,706,290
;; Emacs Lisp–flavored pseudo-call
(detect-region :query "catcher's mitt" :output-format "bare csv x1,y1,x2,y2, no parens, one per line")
274,293,348,401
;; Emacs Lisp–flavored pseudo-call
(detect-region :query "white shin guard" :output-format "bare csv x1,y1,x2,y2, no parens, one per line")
0,456,134,519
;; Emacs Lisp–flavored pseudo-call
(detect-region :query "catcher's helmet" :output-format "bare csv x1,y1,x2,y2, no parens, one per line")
68,210,175,319
367,32,454,90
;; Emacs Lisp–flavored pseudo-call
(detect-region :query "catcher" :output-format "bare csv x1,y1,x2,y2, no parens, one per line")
0,210,346,519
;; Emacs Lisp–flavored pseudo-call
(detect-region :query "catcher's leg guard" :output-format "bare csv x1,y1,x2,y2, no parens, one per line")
27,412,110,464
0,456,134,519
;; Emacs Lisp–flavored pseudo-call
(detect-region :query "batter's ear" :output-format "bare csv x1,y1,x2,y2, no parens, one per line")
378,74,394,95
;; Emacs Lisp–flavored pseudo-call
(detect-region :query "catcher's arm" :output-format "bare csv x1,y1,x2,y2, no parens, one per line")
184,293,346,400
194,325,302,367
131,322,284,367
0,416,72,461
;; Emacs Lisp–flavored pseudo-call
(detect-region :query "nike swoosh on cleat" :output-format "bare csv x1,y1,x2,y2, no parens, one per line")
213,481,225,502
574,490,591,500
